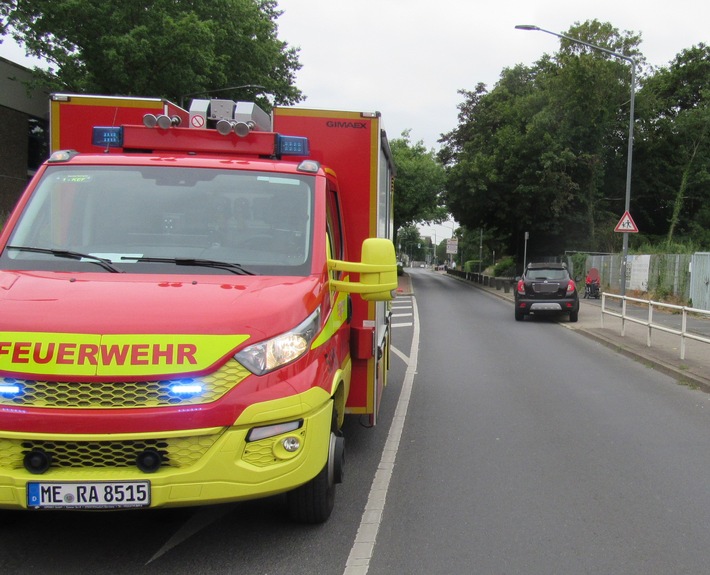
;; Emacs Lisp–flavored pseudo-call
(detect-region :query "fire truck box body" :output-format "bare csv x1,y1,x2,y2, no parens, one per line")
0,94,396,523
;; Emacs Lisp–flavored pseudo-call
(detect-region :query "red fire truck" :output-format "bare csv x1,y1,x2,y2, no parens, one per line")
0,94,396,523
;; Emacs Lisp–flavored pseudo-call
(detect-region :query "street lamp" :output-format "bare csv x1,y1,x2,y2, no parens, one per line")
442,221,457,267
515,24,636,296
420,228,438,267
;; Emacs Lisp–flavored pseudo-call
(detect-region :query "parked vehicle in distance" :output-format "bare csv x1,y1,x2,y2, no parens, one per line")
514,262,579,322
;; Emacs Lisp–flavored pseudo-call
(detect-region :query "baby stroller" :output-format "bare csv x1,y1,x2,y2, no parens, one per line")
584,268,601,299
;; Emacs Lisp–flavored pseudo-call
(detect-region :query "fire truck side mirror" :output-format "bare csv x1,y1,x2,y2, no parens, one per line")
327,238,397,301
359,239,397,301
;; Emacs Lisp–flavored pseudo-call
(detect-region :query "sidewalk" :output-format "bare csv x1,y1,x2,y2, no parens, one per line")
398,271,710,393
396,272,413,296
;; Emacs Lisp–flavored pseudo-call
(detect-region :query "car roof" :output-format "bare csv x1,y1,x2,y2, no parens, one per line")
526,262,566,269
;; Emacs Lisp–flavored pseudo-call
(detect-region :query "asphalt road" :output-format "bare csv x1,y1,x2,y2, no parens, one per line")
368,268,710,575
2,268,710,574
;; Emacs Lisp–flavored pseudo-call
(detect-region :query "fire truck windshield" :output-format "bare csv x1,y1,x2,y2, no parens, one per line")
1,165,314,276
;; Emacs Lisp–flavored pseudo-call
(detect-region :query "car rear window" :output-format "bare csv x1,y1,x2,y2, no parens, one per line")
527,268,568,281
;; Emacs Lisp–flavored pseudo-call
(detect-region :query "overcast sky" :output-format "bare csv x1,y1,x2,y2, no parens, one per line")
276,0,708,150
276,0,708,240
2,1,706,151
2,1,707,239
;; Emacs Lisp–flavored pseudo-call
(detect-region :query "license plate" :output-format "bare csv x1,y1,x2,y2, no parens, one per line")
27,481,150,509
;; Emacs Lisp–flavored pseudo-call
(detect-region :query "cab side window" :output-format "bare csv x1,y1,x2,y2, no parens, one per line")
326,186,344,262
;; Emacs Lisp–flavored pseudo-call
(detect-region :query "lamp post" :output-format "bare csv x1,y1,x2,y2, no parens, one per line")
515,24,636,296
421,228,438,267
442,221,457,267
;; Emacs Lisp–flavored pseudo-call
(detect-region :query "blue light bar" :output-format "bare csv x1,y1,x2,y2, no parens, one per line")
278,135,309,156
92,126,124,148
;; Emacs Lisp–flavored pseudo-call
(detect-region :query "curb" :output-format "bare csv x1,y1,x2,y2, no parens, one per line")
569,328,710,395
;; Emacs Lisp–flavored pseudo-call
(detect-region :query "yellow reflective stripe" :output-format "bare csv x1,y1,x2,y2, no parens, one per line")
312,291,348,350
0,333,249,377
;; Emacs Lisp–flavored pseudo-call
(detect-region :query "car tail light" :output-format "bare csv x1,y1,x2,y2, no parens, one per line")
566,280,577,295
516,279,526,295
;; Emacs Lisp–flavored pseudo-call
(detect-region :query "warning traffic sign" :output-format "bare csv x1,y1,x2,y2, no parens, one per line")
614,211,638,233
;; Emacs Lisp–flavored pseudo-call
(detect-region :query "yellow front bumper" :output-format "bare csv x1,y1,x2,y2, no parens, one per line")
0,392,334,510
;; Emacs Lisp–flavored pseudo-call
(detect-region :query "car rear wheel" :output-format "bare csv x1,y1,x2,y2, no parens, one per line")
515,308,524,321
569,310,579,322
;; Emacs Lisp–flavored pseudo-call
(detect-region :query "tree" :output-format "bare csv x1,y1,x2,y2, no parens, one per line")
390,131,447,245
396,225,425,264
440,20,643,260
0,0,303,106
634,44,710,246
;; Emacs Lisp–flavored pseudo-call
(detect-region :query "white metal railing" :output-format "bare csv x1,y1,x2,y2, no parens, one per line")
601,293,710,360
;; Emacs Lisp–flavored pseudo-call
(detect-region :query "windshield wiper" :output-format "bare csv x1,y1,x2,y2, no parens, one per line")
120,256,255,275
5,246,124,273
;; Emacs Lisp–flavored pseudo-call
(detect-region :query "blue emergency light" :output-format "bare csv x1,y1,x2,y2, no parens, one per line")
92,126,124,148
0,381,22,397
277,135,309,156
169,380,204,397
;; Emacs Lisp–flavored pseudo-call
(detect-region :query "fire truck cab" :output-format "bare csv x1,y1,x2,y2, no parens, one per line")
0,94,397,523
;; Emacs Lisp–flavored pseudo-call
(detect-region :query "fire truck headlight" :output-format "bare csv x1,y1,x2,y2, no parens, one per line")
235,308,320,375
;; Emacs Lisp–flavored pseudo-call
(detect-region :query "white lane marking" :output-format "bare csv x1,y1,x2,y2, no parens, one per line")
343,297,420,575
390,345,408,363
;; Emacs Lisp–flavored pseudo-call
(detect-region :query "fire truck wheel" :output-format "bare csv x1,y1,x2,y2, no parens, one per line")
287,408,343,524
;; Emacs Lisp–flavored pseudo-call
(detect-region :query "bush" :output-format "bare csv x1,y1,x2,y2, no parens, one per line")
493,256,516,277
463,260,479,273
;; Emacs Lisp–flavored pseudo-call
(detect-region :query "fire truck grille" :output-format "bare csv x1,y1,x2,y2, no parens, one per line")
0,361,249,409
0,434,222,470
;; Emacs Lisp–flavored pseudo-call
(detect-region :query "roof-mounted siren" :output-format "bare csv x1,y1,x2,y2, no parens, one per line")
188,99,272,137
232,102,272,136
143,113,182,129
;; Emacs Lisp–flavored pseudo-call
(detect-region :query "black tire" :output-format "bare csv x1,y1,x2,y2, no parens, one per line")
515,308,524,321
569,310,579,323
287,455,336,524
286,405,342,524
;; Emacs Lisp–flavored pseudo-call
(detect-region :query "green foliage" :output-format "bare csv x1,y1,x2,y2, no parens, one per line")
647,253,692,303
493,256,516,277
390,131,447,237
1,0,303,106
634,44,710,246
439,20,710,260
396,225,427,262
632,240,701,254
564,253,586,279
463,260,478,273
